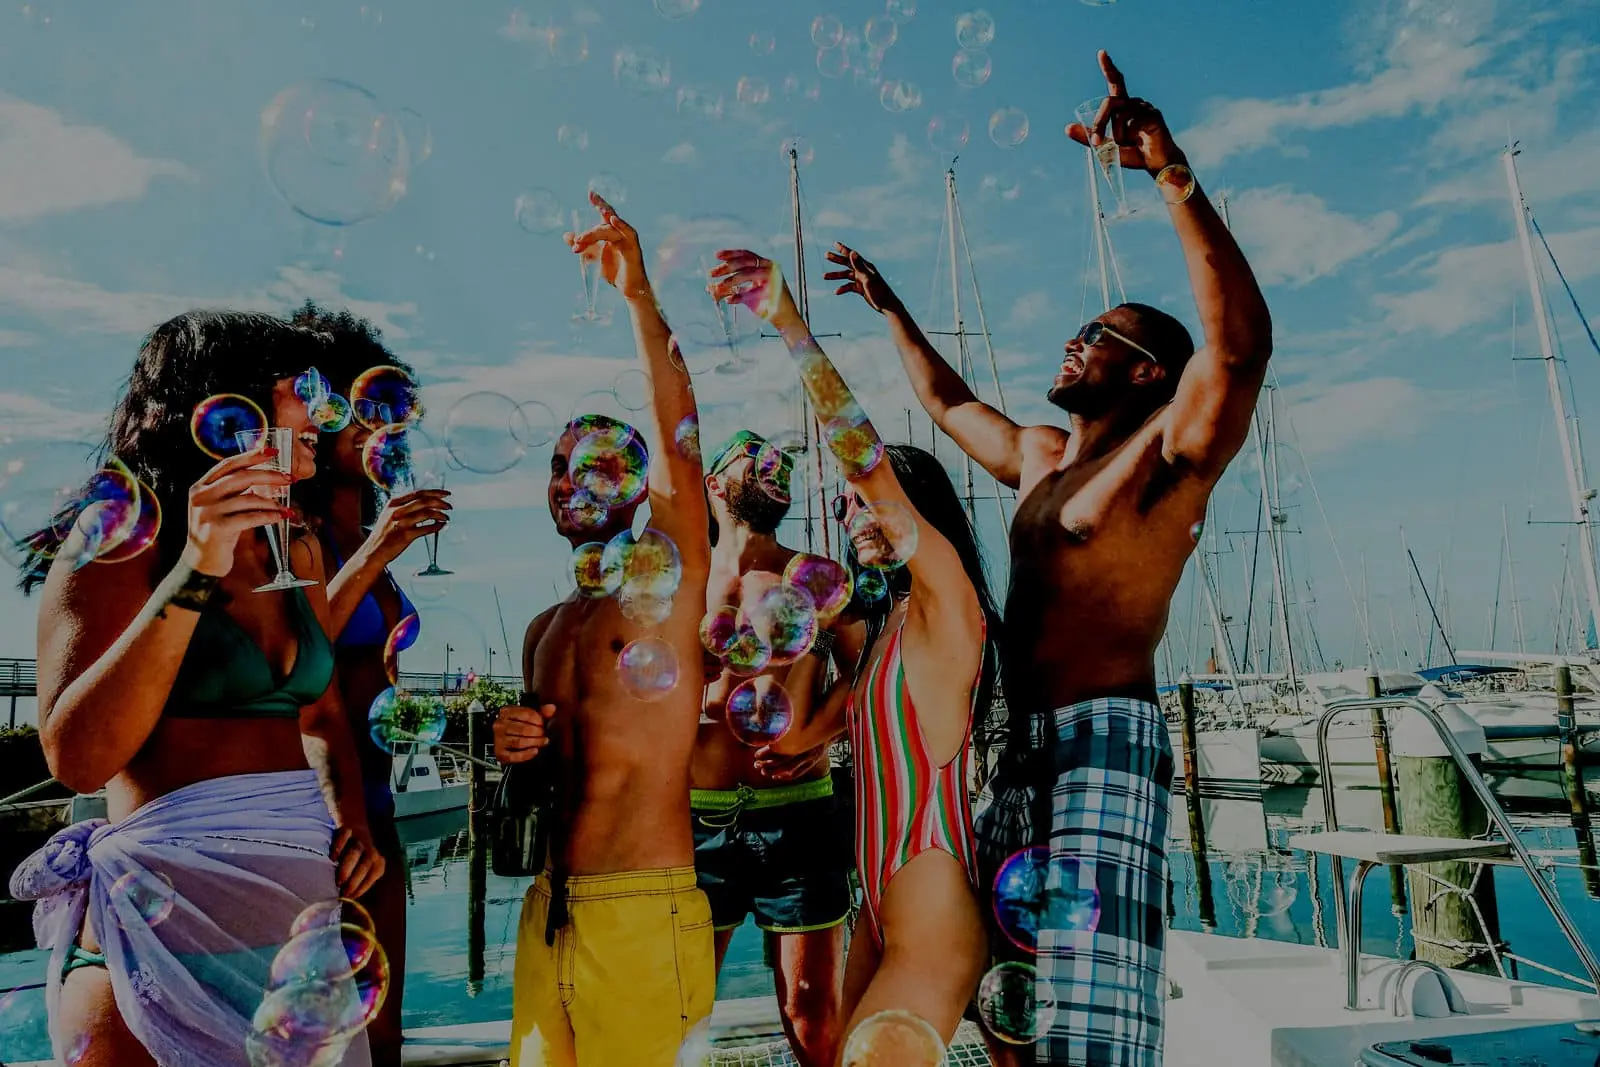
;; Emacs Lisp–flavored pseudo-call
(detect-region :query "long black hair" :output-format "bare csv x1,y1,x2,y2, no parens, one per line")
289,301,417,529
18,310,327,593
845,443,1005,762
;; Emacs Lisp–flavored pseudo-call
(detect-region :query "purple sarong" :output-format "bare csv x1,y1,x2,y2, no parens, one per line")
9,771,371,1067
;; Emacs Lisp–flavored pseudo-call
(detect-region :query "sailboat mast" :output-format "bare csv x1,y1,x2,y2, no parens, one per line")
943,166,977,526
789,144,829,557
1252,387,1300,710
1503,146,1600,651
1086,148,1112,312
1503,505,1528,655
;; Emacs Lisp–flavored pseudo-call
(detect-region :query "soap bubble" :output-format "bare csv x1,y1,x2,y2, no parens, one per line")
619,590,675,626
618,638,680,701
675,415,701,462
613,46,671,94
855,569,888,604
547,26,589,65
988,107,1029,148
977,962,1055,1045
308,394,353,433
749,584,819,664
927,114,969,154
445,392,530,474
992,847,1100,953
610,369,648,412
879,80,922,113
780,135,815,166
955,9,995,48
361,425,413,492
783,554,853,623
108,870,175,929
191,394,268,459
864,15,898,49
841,1009,944,1066
676,87,725,120
268,923,380,992
811,14,844,48
602,527,683,601
749,32,775,56
246,980,365,1067
736,77,770,106
725,677,793,746
296,368,331,408
513,400,559,450
514,188,566,234
699,605,741,658
817,47,848,79
351,367,421,431
91,473,162,566
381,613,419,684
886,0,917,20
822,413,885,475
979,173,1022,202
566,489,610,532
723,622,773,677
783,74,823,102
367,687,447,754
572,541,608,597
654,0,700,19
587,172,628,205
395,107,432,166
1189,520,1205,542
570,425,649,507
557,124,589,150
844,500,918,570
289,898,377,940
952,49,992,88
261,78,408,227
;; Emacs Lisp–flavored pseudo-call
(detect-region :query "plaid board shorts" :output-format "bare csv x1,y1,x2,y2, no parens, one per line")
973,697,1174,1067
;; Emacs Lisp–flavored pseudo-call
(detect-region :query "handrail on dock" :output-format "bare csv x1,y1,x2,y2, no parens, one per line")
1317,694,1600,995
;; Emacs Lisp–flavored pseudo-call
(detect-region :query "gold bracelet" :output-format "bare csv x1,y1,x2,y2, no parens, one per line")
1155,163,1197,205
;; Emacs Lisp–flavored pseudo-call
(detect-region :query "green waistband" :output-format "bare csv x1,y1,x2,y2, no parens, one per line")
690,776,832,812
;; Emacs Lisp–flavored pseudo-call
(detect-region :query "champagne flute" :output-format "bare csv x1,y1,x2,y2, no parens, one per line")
1075,97,1132,219
235,427,318,593
571,208,609,325
403,426,453,578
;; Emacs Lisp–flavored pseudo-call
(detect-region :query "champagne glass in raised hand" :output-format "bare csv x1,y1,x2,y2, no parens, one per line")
235,426,318,592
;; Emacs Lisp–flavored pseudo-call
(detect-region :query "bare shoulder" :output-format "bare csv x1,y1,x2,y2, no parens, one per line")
37,549,158,702
524,603,563,650
1017,423,1069,482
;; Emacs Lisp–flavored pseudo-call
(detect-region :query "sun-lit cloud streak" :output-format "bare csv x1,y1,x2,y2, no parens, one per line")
1230,186,1401,287
0,96,192,223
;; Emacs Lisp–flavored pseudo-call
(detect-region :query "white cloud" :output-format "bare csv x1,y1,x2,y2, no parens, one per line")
0,390,106,441
1006,290,1052,330
1181,0,1501,168
0,260,418,339
0,96,192,222
1376,224,1600,334
1230,186,1401,287
662,141,697,165
0,329,36,347
1279,376,1446,456
1420,126,1600,208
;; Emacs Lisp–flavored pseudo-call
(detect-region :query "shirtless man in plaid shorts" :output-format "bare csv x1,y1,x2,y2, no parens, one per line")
823,52,1273,1065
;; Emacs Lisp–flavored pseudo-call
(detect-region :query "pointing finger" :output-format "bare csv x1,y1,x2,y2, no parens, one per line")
1100,50,1127,97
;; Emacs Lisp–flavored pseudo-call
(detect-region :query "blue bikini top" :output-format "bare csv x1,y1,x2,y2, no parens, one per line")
332,543,419,649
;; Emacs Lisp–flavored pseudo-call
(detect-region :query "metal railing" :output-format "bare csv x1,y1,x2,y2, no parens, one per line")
0,658,37,697
1318,694,1600,998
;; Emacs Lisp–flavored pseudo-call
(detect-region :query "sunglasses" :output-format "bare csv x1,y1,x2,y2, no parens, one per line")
832,492,865,524
1075,321,1161,365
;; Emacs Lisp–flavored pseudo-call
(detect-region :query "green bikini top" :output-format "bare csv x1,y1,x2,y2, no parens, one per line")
164,587,335,719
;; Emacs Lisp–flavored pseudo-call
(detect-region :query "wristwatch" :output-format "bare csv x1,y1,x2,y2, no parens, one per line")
1154,163,1197,205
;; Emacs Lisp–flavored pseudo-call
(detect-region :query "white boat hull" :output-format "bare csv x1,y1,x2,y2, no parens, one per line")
393,782,469,820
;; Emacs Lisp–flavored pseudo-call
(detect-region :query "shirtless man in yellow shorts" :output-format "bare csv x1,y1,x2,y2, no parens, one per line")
492,192,713,1066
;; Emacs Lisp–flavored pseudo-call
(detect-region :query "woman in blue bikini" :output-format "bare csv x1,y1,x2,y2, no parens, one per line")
295,302,452,1067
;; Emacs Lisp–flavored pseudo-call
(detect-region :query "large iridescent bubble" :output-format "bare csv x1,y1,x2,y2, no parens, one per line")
749,584,818,665
261,78,409,227
351,367,421,430
977,962,1055,1045
783,554,853,623
841,1009,945,1066
992,847,1100,953
844,500,918,571
618,638,680,701
570,425,648,508
724,678,793,746
367,687,447,754
191,395,268,459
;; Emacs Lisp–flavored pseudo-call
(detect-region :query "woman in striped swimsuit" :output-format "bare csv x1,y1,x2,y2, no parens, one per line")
714,248,1002,1050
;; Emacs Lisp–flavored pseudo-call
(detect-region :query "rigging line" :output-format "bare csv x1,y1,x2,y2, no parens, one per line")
1100,215,1130,305
1529,212,1600,363
1078,191,1095,327
1269,368,1376,664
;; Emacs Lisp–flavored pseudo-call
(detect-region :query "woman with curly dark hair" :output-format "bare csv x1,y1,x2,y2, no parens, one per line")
292,301,451,1067
9,310,383,1067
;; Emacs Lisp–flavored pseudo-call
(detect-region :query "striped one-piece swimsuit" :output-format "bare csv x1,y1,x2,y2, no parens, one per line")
849,619,982,944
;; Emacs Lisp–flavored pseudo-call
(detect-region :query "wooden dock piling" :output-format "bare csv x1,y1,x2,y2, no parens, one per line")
1368,671,1408,916
466,700,488,995
1178,677,1217,930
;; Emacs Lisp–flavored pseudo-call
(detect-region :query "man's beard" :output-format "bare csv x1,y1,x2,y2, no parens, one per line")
725,477,790,534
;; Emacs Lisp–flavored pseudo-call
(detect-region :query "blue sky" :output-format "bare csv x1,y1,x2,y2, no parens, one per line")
2,0,1600,700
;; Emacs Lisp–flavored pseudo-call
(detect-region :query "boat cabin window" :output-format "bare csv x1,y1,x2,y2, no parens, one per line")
412,766,432,777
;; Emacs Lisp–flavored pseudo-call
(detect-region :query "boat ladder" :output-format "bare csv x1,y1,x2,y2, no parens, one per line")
1286,694,1600,1010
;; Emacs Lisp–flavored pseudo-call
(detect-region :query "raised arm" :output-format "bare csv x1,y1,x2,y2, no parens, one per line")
1071,51,1273,478
323,489,450,638
824,244,1062,489
709,252,984,688
37,448,290,793
569,193,709,571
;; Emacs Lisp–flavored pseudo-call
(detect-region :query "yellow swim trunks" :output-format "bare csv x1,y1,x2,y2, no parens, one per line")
509,865,715,1066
